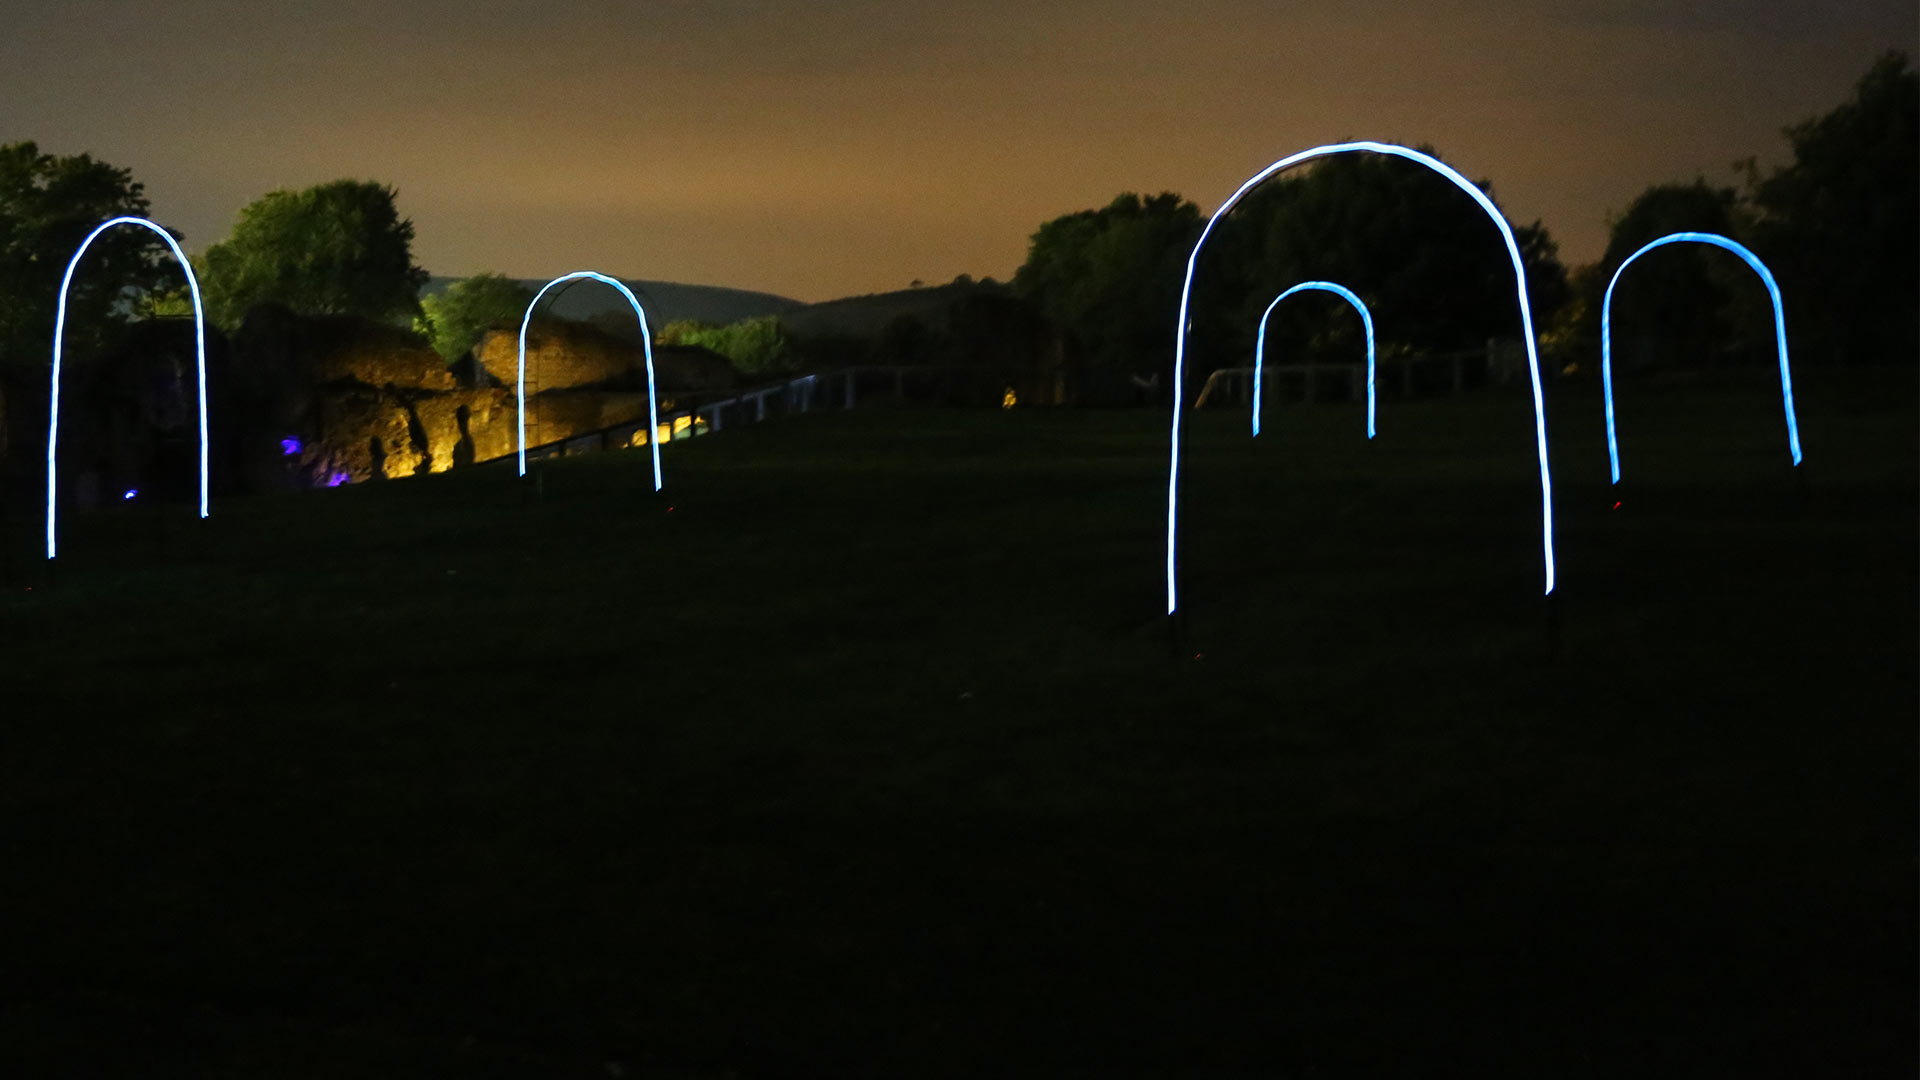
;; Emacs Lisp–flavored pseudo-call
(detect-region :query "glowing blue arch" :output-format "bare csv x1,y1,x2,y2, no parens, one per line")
1252,281,1376,439
46,216,210,560
1601,231,1802,484
1167,141,1556,614
517,272,661,490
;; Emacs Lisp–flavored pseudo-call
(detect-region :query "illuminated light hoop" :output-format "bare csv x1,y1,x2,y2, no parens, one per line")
1252,281,1376,439
1167,141,1557,614
516,271,661,490
1601,231,1801,484
46,216,210,560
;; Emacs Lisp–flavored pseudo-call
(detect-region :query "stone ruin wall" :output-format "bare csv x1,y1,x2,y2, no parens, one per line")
306,322,718,485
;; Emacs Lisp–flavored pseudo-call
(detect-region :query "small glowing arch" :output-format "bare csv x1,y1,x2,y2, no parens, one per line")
1601,231,1802,483
1252,281,1376,439
517,272,661,490
1167,141,1556,614
46,216,210,560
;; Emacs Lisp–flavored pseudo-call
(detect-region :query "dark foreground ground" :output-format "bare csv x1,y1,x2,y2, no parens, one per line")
1,368,1913,1077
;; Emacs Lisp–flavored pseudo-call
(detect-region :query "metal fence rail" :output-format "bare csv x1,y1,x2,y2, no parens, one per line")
508,365,1006,465
1195,346,1495,410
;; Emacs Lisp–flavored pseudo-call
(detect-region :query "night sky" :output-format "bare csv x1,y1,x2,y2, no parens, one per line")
2,0,1911,301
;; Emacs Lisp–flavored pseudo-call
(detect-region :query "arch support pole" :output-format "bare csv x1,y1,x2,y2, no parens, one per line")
46,216,211,560
517,271,662,491
1167,141,1556,617
1252,280,1376,439
1601,231,1802,485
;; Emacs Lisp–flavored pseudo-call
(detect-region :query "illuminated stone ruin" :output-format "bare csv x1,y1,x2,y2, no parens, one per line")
518,272,662,490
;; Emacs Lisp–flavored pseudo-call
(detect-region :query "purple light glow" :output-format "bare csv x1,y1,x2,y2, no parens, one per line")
123,489,137,500
47,216,210,560
280,437,303,456
324,472,350,488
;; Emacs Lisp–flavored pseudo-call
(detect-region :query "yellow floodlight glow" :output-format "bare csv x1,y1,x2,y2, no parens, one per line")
517,272,661,490
46,217,210,560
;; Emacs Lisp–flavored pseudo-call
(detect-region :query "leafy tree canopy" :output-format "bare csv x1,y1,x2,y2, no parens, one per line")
1216,149,1569,370
1584,51,1917,369
1013,156,1570,384
660,315,793,375
197,180,428,330
1747,50,1917,363
1012,192,1203,374
1573,180,1761,368
417,273,534,363
0,141,178,378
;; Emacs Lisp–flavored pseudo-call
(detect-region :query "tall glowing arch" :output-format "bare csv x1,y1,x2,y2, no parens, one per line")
1601,231,1801,484
46,216,210,560
517,272,661,490
1252,281,1376,439
1166,141,1556,614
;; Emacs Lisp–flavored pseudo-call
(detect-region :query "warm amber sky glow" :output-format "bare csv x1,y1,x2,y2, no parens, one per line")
3,0,1911,301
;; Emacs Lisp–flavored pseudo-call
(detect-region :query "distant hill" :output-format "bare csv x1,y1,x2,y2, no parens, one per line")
423,277,804,329
777,281,997,340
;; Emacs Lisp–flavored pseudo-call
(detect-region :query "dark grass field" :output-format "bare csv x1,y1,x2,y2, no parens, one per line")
2,367,1913,1076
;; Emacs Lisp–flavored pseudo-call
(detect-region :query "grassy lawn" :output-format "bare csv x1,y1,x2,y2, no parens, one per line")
1,367,1913,1076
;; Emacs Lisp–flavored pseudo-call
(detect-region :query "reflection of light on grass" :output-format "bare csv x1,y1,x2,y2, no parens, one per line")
47,216,211,559
325,471,349,488
1003,387,1018,409
1167,141,1557,614
518,272,660,491
1253,281,1375,438
1601,231,1801,483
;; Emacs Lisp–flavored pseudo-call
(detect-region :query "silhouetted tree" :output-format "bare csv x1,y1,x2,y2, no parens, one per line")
1013,161,1569,394
1013,192,1204,377
1212,149,1569,374
1574,180,1758,371
0,142,179,502
0,142,176,379
1745,50,1917,364
1574,52,1918,370
876,313,929,367
197,180,429,329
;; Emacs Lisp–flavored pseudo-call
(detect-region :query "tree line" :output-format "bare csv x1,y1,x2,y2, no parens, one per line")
0,50,1910,475
1012,51,1915,383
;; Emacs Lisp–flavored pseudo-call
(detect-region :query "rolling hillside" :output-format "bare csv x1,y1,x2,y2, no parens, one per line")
423,276,805,328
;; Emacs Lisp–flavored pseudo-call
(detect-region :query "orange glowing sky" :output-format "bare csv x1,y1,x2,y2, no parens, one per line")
3,0,1911,302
